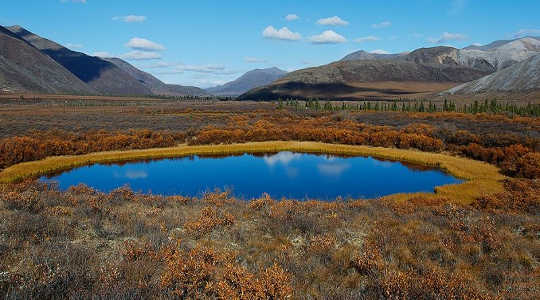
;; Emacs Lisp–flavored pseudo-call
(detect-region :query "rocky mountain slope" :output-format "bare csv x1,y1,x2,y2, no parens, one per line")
342,37,540,72
207,67,287,96
240,38,540,101
238,55,491,101
459,37,540,70
0,25,95,94
7,26,152,96
104,58,209,96
444,54,540,94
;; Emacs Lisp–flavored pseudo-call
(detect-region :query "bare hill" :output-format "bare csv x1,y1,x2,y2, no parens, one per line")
342,38,540,73
444,54,540,94
7,26,151,96
0,25,95,94
238,59,490,101
459,37,540,70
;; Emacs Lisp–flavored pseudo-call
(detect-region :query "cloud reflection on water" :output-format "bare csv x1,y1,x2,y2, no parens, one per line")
263,152,301,167
317,162,351,176
114,170,149,180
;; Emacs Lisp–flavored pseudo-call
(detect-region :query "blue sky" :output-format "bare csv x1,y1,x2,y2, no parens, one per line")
1,0,539,88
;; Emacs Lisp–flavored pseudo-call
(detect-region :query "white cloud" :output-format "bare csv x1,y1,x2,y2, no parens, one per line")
61,0,86,3
197,79,229,88
262,26,301,41
145,62,238,76
121,51,162,60
177,64,225,73
512,29,540,38
155,70,184,75
370,49,390,54
65,43,83,49
125,37,165,51
93,51,112,58
428,32,468,43
161,64,238,75
354,36,380,43
372,21,392,29
143,61,174,69
113,15,147,23
310,30,347,44
285,14,299,21
245,57,267,63
317,16,349,26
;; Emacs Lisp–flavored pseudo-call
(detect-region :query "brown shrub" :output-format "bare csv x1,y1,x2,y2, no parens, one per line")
0,129,179,168
184,206,235,237
473,179,540,213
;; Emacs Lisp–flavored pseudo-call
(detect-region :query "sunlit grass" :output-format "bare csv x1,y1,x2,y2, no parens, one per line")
0,141,504,203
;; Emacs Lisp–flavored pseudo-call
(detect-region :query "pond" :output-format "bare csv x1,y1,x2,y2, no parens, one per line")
41,152,462,200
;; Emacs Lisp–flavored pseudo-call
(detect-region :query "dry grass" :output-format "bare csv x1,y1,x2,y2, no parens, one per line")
1,180,537,298
0,141,504,204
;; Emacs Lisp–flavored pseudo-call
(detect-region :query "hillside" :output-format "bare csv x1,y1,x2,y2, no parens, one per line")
239,38,540,101
207,67,287,96
0,25,95,94
238,58,490,101
7,26,152,96
342,37,540,73
104,58,209,96
459,37,540,70
445,54,540,94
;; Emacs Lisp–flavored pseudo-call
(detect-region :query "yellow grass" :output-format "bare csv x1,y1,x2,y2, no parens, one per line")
0,141,505,204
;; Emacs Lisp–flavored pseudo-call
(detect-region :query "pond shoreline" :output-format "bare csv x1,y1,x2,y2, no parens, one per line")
0,141,505,203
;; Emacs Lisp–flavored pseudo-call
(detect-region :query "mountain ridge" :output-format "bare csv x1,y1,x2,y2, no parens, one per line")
0,25,96,94
7,25,152,96
239,51,491,101
444,54,540,94
239,37,540,101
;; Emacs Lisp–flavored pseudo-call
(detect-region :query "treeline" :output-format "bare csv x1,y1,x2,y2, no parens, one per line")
279,99,540,117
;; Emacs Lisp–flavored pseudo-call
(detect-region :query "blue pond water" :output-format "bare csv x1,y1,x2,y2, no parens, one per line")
41,152,462,200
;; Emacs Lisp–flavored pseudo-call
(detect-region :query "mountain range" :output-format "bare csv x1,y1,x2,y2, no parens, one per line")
1,24,539,100
0,25,207,96
240,37,540,101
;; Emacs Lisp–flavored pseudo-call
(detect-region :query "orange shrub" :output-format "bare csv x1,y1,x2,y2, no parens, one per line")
184,206,235,237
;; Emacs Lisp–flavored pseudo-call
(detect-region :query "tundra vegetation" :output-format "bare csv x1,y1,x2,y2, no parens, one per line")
0,97,538,299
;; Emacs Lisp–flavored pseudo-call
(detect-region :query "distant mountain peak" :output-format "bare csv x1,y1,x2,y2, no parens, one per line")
206,67,287,96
